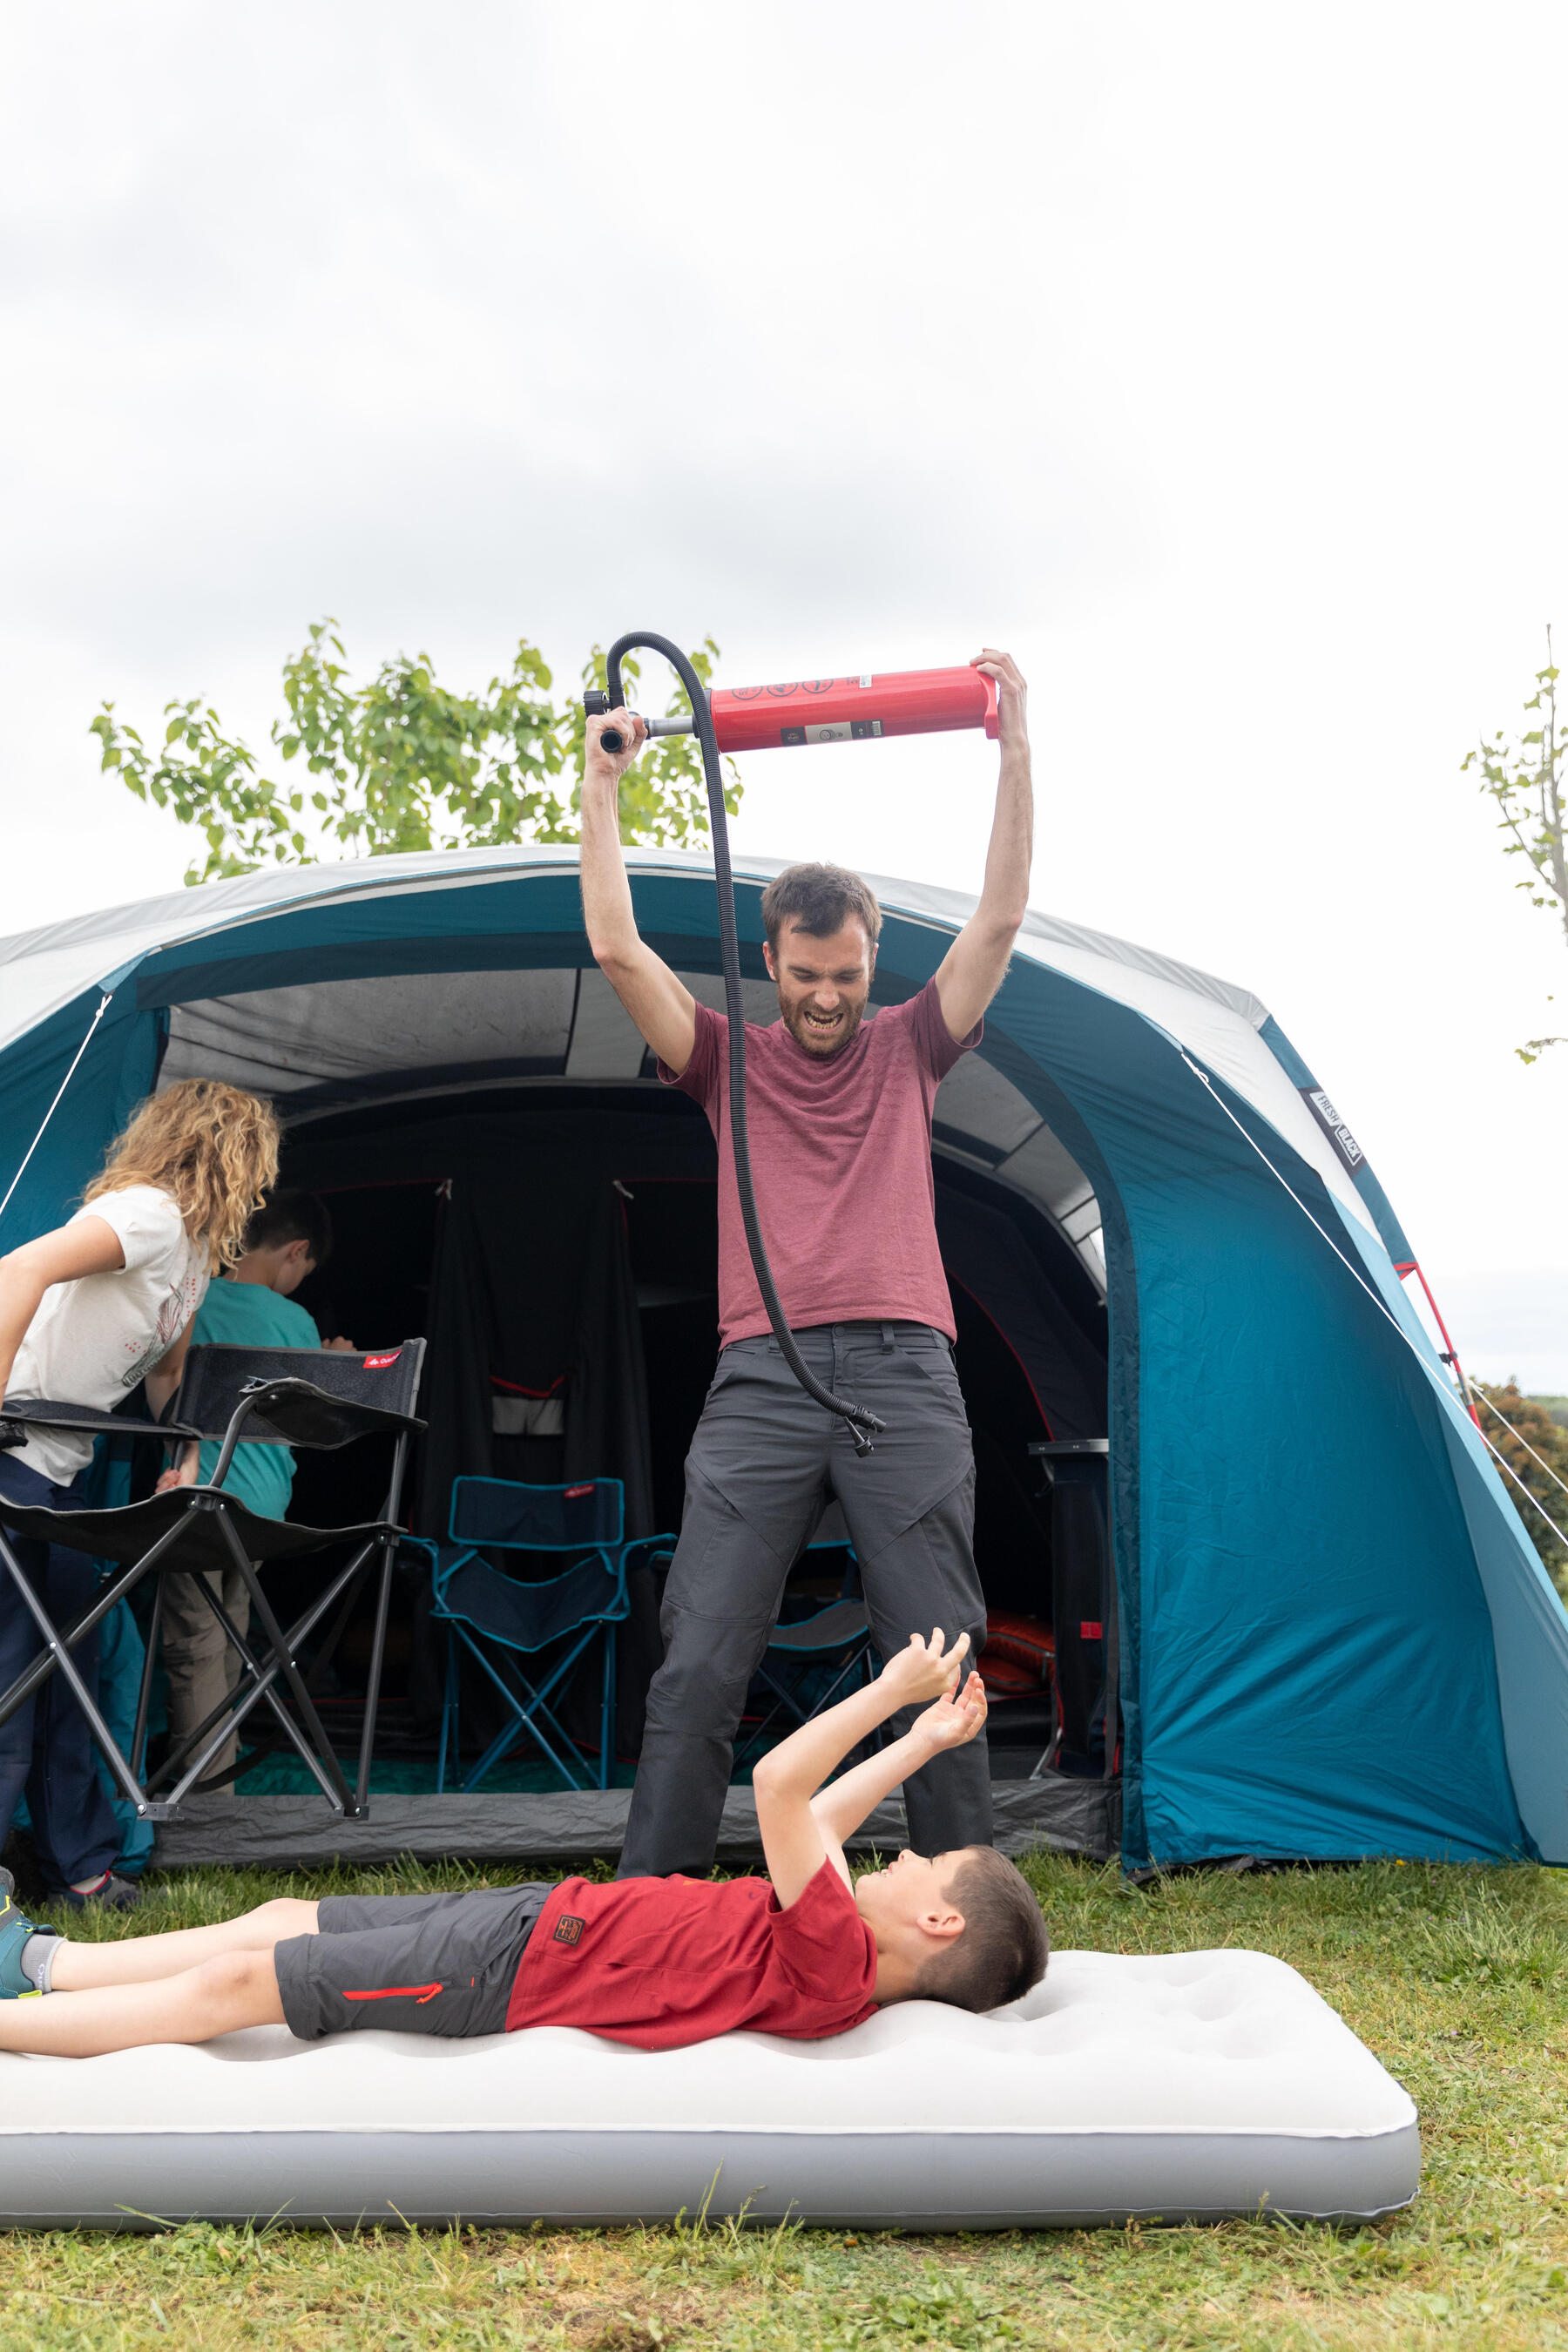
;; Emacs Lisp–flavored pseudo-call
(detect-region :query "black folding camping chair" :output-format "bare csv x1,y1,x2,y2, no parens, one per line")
0,1341,425,1821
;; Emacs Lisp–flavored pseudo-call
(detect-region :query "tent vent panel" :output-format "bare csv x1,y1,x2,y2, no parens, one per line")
161,971,578,1105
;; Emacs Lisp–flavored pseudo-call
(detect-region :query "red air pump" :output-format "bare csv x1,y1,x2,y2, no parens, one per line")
586,637,997,1451
593,664,999,759
709,666,999,755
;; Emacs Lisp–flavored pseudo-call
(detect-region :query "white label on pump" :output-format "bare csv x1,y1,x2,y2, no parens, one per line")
780,719,882,747
858,673,874,686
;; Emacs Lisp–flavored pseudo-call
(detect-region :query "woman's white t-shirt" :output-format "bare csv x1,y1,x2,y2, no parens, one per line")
8,1186,209,1486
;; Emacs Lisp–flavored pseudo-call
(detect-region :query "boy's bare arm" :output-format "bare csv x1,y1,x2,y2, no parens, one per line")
811,1673,988,1851
579,709,699,1075
752,1632,975,1907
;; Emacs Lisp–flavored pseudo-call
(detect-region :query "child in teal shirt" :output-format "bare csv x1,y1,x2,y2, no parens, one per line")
158,1193,352,1787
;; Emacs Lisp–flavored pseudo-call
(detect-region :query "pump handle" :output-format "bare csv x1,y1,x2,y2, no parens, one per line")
582,687,624,756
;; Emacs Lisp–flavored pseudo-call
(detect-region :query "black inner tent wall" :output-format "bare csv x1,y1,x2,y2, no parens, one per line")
274,1084,1109,1779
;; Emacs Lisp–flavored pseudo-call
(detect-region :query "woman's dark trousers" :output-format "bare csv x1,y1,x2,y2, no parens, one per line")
0,1455,121,1889
619,1322,991,1878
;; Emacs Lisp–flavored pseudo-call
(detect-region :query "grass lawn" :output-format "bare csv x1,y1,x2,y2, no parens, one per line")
0,1850,1564,2349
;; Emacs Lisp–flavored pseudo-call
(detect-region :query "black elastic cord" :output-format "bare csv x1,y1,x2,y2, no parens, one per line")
605,633,884,1454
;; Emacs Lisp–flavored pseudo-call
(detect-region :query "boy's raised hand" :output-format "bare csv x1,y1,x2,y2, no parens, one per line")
876,1628,971,1712
912,1671,988,1752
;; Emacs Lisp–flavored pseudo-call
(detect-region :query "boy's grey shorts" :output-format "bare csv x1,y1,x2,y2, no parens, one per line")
274,1882,552,2041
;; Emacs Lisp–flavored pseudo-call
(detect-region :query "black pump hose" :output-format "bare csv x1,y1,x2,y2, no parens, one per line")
600,632,884,1455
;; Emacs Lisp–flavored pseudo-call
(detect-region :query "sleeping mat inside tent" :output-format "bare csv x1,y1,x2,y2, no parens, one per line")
0,1949,1418,2230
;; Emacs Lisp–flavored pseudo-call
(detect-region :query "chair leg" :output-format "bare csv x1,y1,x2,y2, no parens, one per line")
0,1527,152,1815
156,1575,346,1809
145,1537,381,1808
0,1515,185,1740
214,1514,356,1814
599,1625,616,1792
454,1625,590,1794
437,1626,458,1794
353,1535,396,1816
129,1580,163,1781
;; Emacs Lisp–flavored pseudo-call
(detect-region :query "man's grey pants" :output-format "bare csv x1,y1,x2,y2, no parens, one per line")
618,1321,991,1878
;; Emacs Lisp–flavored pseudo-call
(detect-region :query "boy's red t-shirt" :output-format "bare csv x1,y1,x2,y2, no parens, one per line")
504,1861,879,2048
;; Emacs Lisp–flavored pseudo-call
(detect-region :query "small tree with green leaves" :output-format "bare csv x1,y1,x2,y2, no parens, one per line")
91,623,739,884
1463,631,1567,1061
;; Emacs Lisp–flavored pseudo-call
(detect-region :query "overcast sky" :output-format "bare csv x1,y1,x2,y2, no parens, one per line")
3,2,1567,1385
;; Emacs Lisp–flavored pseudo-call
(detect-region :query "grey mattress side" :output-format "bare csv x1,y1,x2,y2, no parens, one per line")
0,2122,1422,2232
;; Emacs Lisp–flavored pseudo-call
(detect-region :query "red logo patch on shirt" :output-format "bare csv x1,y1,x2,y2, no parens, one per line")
553,1914,585,1947
363,1352,400,1369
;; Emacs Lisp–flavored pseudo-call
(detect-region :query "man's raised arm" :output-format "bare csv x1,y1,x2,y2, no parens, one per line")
579,708,699,1077
932,648,1034,1044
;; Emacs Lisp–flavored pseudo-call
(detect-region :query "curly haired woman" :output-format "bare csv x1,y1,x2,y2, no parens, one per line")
0,1080,279,1909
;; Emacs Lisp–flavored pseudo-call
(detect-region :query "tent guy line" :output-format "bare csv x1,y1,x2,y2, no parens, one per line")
0,989,114,1227
1174,1046,1455,1383
1473,1389,1568,1508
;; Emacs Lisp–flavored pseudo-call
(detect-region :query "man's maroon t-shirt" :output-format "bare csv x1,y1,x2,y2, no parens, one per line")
504,1860,878,2048
659,978,979,1346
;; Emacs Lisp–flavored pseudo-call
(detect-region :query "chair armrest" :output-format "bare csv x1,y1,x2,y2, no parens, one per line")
1,1399,200,1445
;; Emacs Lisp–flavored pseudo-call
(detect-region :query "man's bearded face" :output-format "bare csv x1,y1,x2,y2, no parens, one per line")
764,917,875,1057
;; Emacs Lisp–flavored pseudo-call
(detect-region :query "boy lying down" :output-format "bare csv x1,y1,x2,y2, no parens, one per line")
0,1632,1046,2056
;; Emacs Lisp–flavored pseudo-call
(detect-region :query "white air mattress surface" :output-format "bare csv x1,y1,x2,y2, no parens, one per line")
0,1949,1419,2230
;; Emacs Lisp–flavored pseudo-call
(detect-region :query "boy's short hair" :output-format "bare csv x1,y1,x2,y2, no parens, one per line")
916,1848,1049,2013
243,1188,334,1268
759,862,882,953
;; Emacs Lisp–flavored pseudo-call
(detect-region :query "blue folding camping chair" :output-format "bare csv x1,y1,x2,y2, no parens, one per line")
410,1476,669,1794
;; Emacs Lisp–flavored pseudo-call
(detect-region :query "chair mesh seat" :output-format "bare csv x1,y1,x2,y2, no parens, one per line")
440,1552,623,1657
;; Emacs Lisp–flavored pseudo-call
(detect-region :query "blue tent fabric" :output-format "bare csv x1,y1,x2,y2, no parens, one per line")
1,847,1562,1869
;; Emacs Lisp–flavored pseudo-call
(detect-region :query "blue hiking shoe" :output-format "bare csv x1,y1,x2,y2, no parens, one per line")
0,1866,53,1999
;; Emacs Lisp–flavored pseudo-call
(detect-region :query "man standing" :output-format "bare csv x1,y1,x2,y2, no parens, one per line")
580,650,1032,1876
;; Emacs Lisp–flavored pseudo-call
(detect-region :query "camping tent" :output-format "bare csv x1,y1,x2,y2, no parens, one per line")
2,844,1565,1871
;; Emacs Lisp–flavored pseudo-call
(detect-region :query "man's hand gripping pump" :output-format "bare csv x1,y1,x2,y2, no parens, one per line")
585,635,1001,1456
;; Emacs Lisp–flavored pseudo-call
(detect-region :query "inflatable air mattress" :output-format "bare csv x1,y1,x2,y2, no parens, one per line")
0,1949,1418,2230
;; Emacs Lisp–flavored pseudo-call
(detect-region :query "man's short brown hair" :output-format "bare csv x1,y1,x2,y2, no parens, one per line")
914,1848,1050,2014
759,863,882,953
